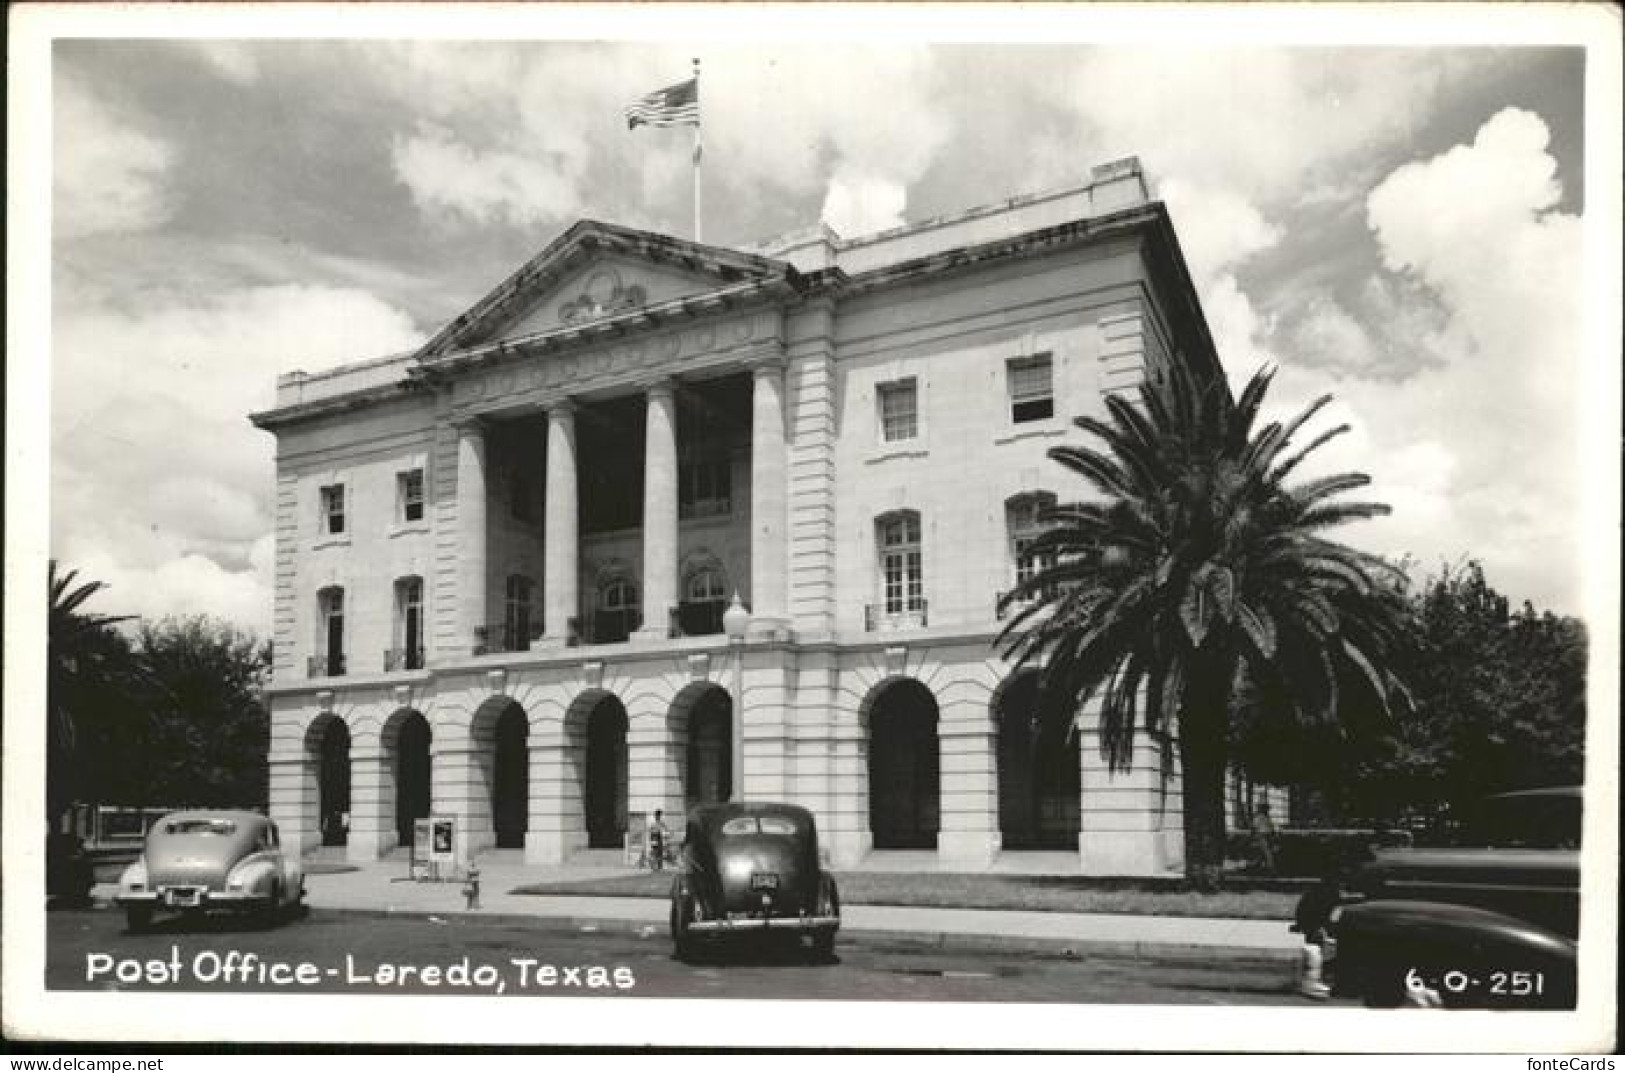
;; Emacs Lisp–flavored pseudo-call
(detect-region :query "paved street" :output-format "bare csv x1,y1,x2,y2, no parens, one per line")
47,904,1329,1005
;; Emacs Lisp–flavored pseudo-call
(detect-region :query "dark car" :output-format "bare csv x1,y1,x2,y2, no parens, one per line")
47,831,97,905
1333,786,1581,1008
668,802,840,961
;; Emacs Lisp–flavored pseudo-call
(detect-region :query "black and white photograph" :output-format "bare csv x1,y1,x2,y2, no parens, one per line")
5,1,1619,1052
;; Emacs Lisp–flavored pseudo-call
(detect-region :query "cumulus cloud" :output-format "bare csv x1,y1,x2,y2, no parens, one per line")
393,125,585,227
1265,108,1584,610
820,170,908,236
187,41,260,85
54,75,174,238
52,284,425,631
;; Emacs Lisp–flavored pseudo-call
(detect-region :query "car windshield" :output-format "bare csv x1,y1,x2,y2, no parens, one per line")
719,816,798,837
164,819,237,836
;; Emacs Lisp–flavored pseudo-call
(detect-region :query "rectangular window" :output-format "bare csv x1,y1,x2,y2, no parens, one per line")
1008,354,1055,424
877,379,919,443
399,469,425,523
505,575,534,651
879,514,924,615
679,457,732,519
320,484,346,535
319,588,345,676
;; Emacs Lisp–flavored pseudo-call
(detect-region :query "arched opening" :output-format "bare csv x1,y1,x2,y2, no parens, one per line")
584,696,629,849
390,710,432,847
315,718,350,847
867,679,940,849
685,686,733,807
492,703,529,849
995,670,1080,850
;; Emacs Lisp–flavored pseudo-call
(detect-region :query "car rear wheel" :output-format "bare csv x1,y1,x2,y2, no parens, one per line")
810,877,840,961
124,906,153,933
671,885,700,962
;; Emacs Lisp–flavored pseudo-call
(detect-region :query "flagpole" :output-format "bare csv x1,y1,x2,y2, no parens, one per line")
692,57,702,244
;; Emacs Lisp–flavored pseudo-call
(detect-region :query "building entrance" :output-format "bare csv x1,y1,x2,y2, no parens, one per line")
685,687,732,807
868,680,940,849
394,711,431,847
492,704,528,849
317,718,350,847
584,697,629,849
996,671,1080,850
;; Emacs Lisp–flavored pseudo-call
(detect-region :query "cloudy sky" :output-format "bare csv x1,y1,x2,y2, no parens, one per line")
33,8,1614,633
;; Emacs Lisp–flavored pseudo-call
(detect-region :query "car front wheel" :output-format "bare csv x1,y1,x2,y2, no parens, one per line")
124,905,153,933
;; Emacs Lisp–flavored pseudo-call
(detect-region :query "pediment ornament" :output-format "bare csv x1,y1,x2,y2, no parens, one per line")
559,268,646,326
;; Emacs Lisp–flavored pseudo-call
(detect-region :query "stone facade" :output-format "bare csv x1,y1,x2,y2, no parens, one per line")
252,157,1224,875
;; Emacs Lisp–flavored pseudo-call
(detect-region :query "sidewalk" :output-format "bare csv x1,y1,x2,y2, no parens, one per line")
142,857,1304,969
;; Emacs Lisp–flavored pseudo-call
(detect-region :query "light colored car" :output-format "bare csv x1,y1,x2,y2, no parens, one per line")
115,810,305,931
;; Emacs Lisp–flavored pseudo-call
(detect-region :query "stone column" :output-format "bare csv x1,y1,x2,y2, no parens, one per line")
936,700,1000,867
456,422,489,654
635,379,679,641
748,359,789,637
543,401,579,644
267,752,310,856
345,746,392,862
525,724,573,864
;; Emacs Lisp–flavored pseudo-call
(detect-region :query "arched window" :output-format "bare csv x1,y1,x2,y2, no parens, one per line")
678,559,729,636
595,574,642,644
870,510,925,630
1003,492,1058,617
314,586,345,677
391,576,424,670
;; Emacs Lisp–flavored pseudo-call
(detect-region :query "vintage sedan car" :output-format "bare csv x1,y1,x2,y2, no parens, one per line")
668,802,840,961
1332,787,1580,1008
115,810,305,931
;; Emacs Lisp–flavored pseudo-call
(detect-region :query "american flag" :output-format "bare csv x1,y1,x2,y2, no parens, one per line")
625,78,699,129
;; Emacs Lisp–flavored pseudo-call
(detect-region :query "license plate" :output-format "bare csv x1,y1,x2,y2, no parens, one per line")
750,872,779,891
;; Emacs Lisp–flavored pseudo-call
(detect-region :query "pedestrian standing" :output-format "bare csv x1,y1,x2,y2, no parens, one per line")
1290,868,1342,1000
649,809,670,871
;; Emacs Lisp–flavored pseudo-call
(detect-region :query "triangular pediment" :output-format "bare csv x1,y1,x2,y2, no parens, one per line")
415,221,795,362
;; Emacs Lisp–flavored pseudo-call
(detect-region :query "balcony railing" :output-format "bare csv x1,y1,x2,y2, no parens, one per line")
670,599,726,638
384,647,425,671
473,621,545,656
578,608,642,646
864,599,929,633
307,654,346,678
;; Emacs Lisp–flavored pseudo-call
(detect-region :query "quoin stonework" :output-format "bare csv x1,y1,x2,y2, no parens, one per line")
251,156,1226,876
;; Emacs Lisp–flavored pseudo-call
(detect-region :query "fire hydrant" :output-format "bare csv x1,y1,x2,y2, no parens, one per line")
463,867,481,910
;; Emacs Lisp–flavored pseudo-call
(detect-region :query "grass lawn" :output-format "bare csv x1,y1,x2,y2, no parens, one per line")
512,870,1298,920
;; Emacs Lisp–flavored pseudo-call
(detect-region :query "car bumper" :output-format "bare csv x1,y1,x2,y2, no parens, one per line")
116,889,272,912
689,915,839,933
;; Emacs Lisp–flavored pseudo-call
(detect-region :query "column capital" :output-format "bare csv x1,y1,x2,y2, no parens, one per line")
544,396,578,419
450,414,489,433
640,375,679,400
746,354,788,379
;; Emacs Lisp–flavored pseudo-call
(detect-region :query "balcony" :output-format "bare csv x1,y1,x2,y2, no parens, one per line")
473,621,545,656
307,654,346,678
864,599,929,633
575,608,643,646
384,647,425,671
670,599,726,638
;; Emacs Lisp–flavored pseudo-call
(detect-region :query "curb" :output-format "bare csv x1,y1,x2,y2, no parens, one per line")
303,904,1300,976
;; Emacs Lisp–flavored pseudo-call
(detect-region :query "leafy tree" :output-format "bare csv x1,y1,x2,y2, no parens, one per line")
999,363,1413,886
47,561,141,820
131,617,272,808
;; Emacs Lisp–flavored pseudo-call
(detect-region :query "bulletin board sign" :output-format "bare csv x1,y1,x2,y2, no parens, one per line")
429,815,456,864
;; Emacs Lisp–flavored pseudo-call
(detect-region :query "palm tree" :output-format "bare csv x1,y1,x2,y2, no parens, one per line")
48,561,136,820
998,364,1413,887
